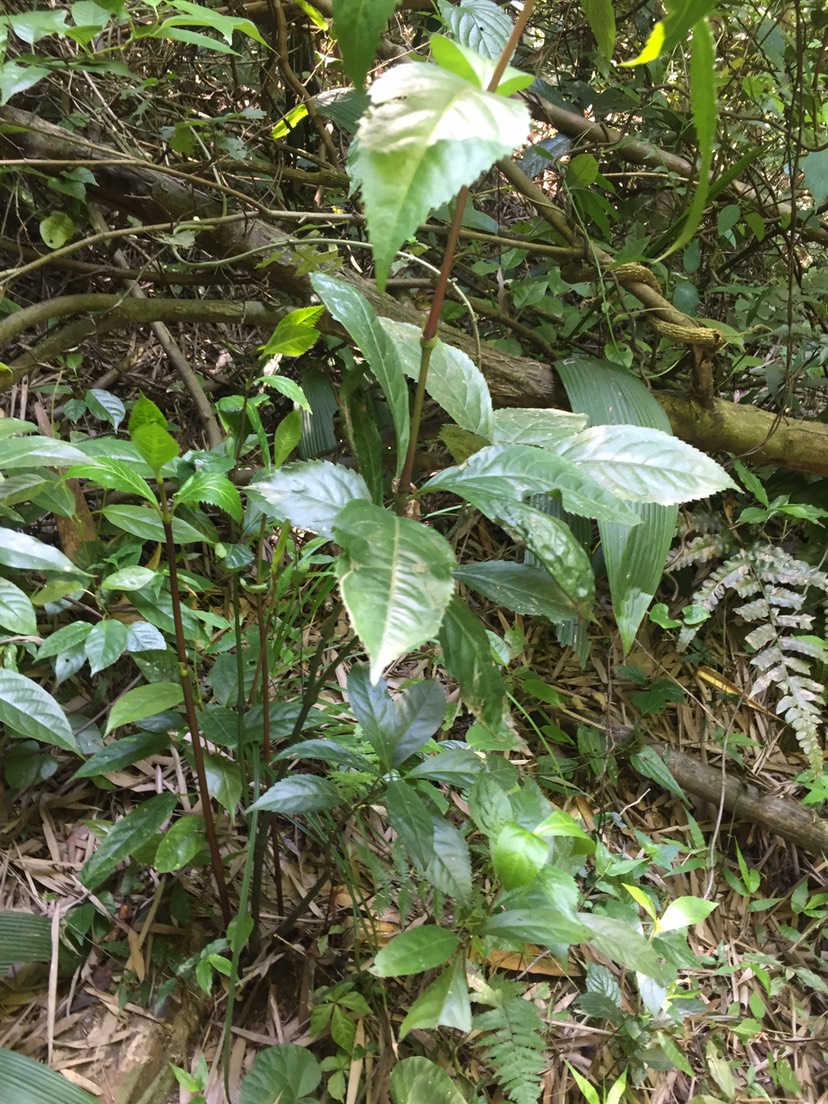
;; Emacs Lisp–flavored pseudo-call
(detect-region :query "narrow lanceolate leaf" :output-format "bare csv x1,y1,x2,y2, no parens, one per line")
252,460,371,539
0,578,37,635
0,529,82,573
176,471,242,522
105,681,184,735
438,595,512,744
558,424,737,504
350,63,530,289
420,444,642,525
332,0,398,87
372,926,459,978
377,318,493,438
0,670,76,751
311,276,409,475
334,501,456,684
579,0,616,58
80,792,178,889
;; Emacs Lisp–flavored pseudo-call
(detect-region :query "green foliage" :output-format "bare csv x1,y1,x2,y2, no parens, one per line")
472,977,548,1104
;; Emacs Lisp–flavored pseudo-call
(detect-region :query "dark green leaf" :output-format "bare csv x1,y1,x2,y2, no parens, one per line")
0,670,76,751
105,682,184,735
252,460,370,538
399,956,471,1038
72,731,170,779
438,596,511,746
371,925,459,977
331,0,397,87
80,793,178,889
238,1044,321,1104
248,774,343,814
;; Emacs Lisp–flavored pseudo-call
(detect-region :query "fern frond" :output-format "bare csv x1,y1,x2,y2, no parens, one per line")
472,977,547,1104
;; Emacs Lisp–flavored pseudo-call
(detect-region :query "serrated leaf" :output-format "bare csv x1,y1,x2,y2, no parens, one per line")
258,305,324,358
0,1047,98,1104
0,670,76,751
438,595,511,744
311,276,409,475
430,35,533,97
85,619,129,675
68,459,156,503
491,407,586,447
176,471,242,522
372,925,459,977
0,578,36,635
248,773,343,813
376,318,493,437
350,63,529,289
105,681,184,735
399,956,471,1038
129,393,167,434
37,621,93,660
80,792,178,889
131,423,179,473
455,560,578,623
334,500,456,683
331,0,397,86
252,459,371,538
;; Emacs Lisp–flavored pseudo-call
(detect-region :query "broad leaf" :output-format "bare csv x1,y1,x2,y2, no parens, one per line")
311,275,409,475
482,907,587,948
258,304,324,358
274,738,372,772
332,0,397,87
350,63,530,289
68,459,156,503
105,682,184,735
0,1047,98,1104
248,774,344,813
438,595,512,745
579,0,616,58
421,444,643,525
239,1044,322,1104
492,822,549,889
438,0,513,61
176,471,242,522
0,578,36,635
129,393,168,434
85,619,129,675
348,664,445,769
579,912,666,981
385,778,435,871
0,528,81,573
37,621,93,660
252,460,371,538
399,956,471,1038
72,731,171,779
372,925,459,977
100,566,158,591
102,505,208,545
131,423,179,473
0,436,91,469
455,560,577,623
558,424,737,504
377,318,493,437
426,816,472,903
391,1057,466,1104
334,501,456,683
624,0,718,64
657,896,718,933
80,792,179,889
85,388,126,429
154,816,206,872
430,36,534,98
0,670,75,751
490,407,586,447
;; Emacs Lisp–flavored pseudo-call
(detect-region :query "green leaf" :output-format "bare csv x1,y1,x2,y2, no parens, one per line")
534,810,595,849
1,9,69,43
347,664,445,769
438,0,513,62
154,816,206,873
102,505,208,545
162,0,268,45
482,907,587,948
579,0,616,57
0,436,91,469
72,731,170,779
129,393,167,434
492,822,549,889
84,619,128,674
274,738,371,772
376,318,493,437
803,148,828,209
438,595,511,745
421,444,643,525
657,896,718,933
372,925,459,977
559,423,736,504
258,305,324,358
630,744,686,801
331,0,397,87
468,772,512,837
350,63,529,289
85,388,126,429
455,560,577,624
100,566,158,591
80,792,178,889
252,460,371,538
623,0,717,63
399,956,471,1038
248,774,344,813
131,423,179,473
105,681,184,735
311,275,409,474
203,751,242,812
0,670,75,751
176,471,242,522
430,36,534,97
272,409,303,469
255,374,312,412
0,910,51,971
490,407,586,447
0,1047,98,1104
0,529,81,573
37,621,93,660
391,1057,466,1104
68,459,156,502
385,778,435,871
238,1044,322,1104
578,912,666,981
334,500,456,683
0,62,51,106
0,578,36,635
39,212,74,249
426,816,472,903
